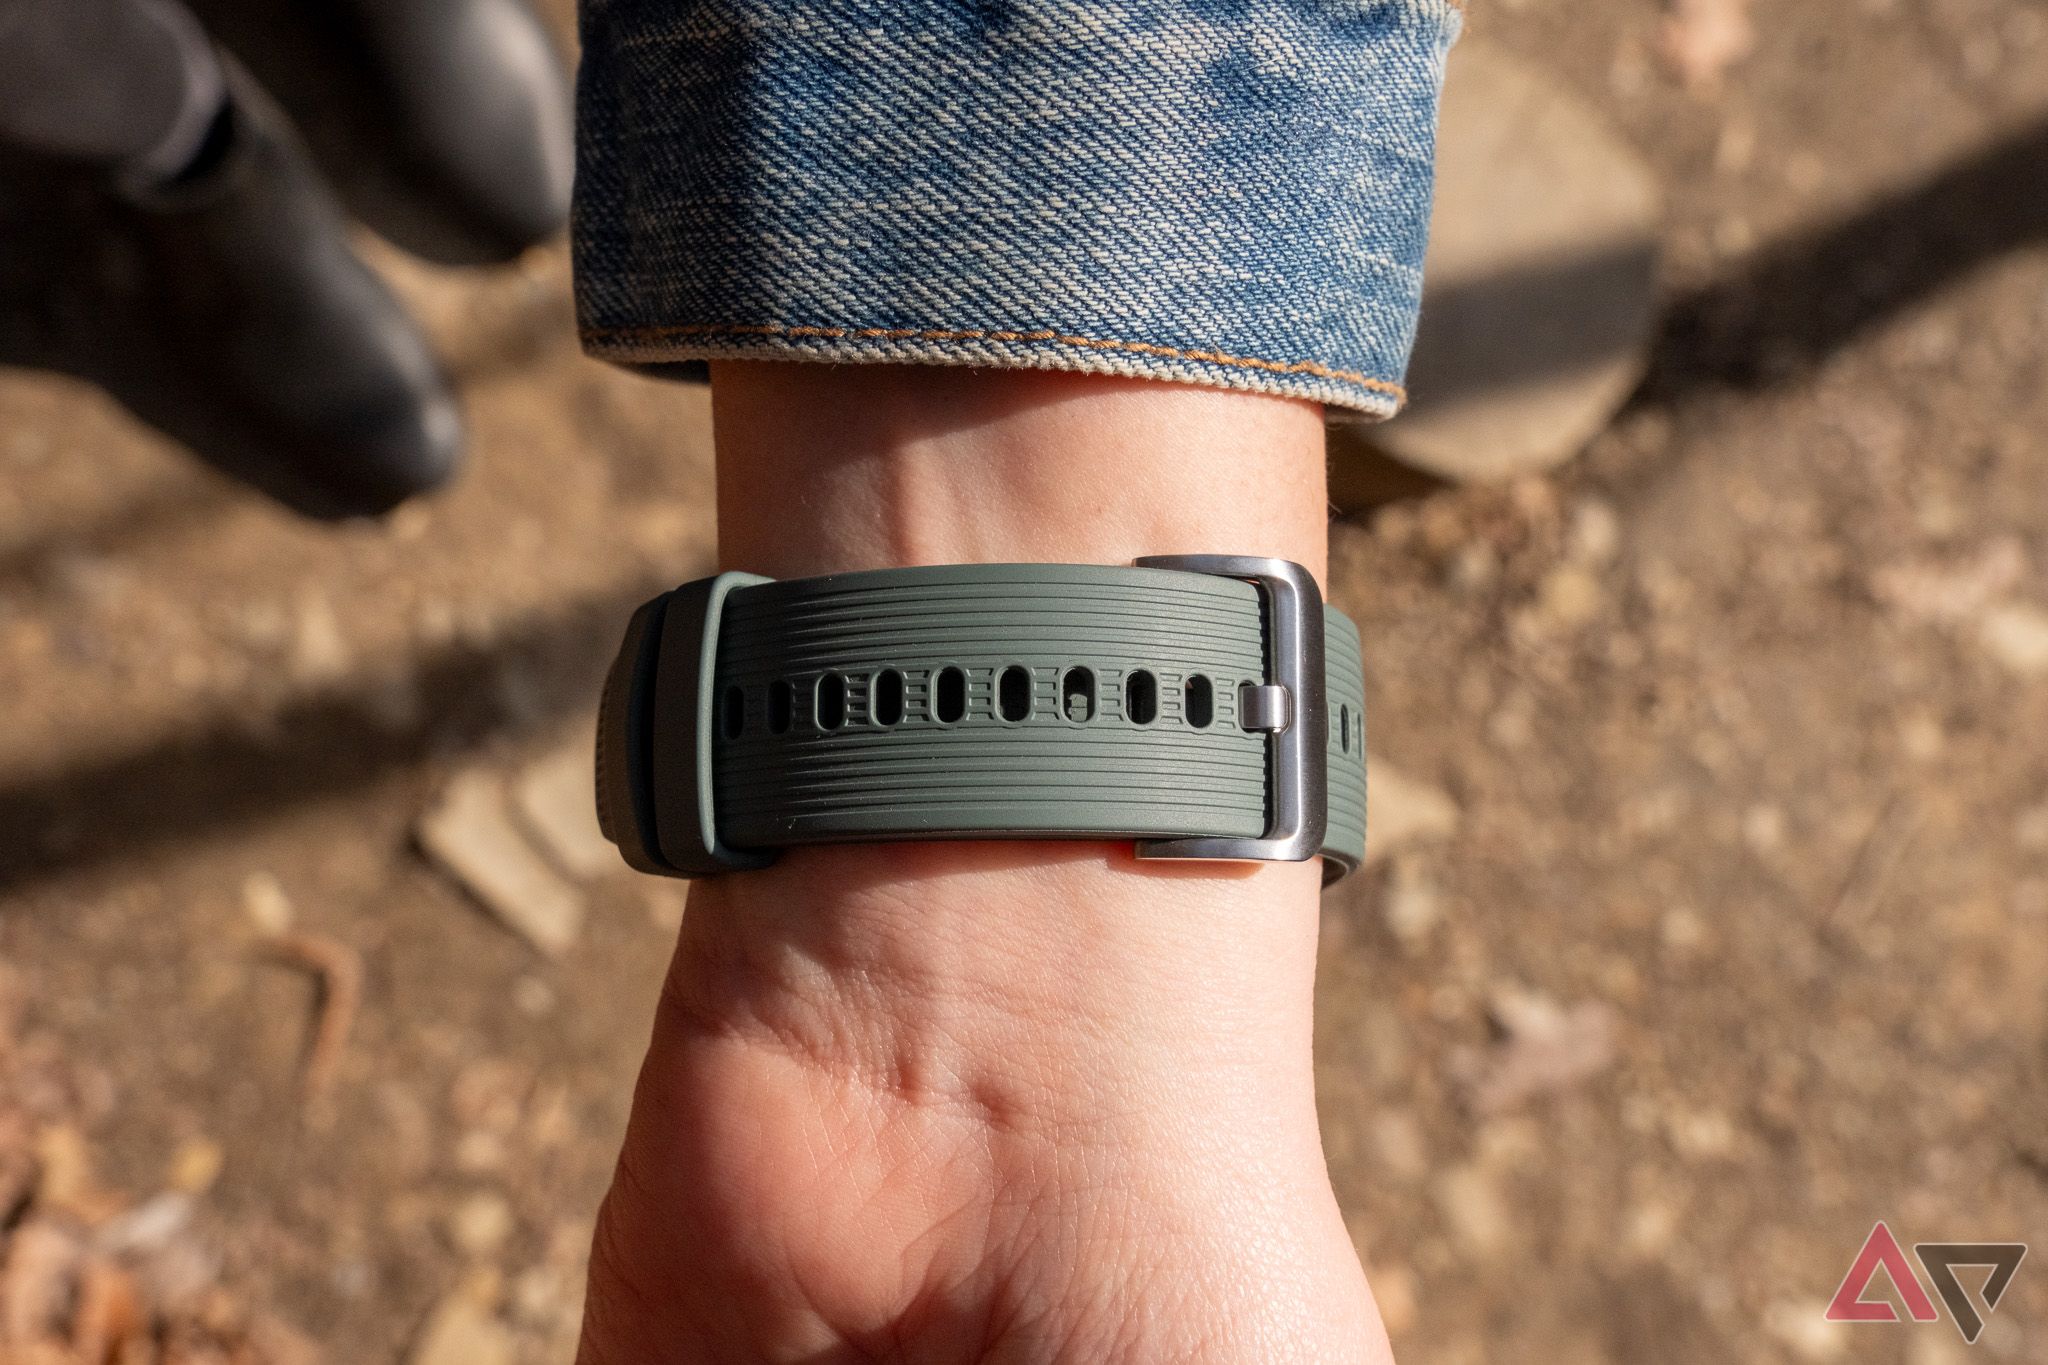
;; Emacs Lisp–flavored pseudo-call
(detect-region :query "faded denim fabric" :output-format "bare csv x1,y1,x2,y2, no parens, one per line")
574,0,1460,417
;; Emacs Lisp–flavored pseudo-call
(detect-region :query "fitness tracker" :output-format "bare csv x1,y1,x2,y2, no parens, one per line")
596,556,1368,884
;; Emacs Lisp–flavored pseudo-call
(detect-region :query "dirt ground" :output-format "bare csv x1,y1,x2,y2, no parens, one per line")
4,0,2047,1360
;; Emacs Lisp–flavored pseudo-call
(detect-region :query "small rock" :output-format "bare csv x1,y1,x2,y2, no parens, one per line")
1534,564,1604,630
289,591,350,685
34,1124,101,1217
332,1256,375,1300
1383,856,1443,947
512,976,555,1017
1474,1117,1541,1172
451,1059,531,1130
1370,1110,1430,1185
1567,499,1622,566
96,1192,194,1257
418,771,584,956
128,1224,220,1309
446,1192,515,1259
1870,538,2024,624
1623,1198,1679,1258
166,1138,224,1195
1741,803,1785,854
510,1264,570,1328
454,1128,509,1175
1714,113,1756,173
411,1273,517,1365
1364,761,1460,866
1627,787,1688,836
1660,906,1707,954
513,745,616,881
241,873,295,936
1487,692,1537,749
1979,603,2048,675
1659,0,1755,91
1432,1165,1510,1260
1664,1106,1740,1162
1898,710,1945,761
1446,542,1499,595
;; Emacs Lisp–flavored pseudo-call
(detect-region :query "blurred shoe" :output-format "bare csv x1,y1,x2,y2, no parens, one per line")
186,0,573,264
0,64,463,519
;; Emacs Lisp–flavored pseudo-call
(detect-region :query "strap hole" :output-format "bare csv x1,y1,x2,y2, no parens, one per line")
1126,670,1157,725
1061,667,1096,722
720,685,745,739
934,666,966,724
816,673,847,731
1339,704,1351,754
873,669,905,726
768,678,793,734
997,666,1032,722
1185,674,1214,729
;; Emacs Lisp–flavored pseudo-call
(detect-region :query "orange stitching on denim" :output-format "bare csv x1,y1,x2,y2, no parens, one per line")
583,322,1407,399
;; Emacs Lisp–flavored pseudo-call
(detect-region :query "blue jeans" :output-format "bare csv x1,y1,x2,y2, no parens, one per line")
573,0,1461,418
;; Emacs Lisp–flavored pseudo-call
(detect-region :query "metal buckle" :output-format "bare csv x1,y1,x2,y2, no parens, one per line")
1132,555,1329,866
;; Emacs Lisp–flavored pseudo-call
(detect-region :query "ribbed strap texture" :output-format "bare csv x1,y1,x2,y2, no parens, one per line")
1324,611,1369,871
705,565,1367,861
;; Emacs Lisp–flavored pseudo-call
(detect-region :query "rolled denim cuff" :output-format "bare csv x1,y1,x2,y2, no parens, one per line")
574,0,1461,418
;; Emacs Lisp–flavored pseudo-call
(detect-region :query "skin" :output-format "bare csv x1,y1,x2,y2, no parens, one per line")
577,362,1391,1364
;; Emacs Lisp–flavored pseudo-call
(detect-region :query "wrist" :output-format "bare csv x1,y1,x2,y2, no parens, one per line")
690,359,1340,1062
709,362,1330,584
691,360,1341,1055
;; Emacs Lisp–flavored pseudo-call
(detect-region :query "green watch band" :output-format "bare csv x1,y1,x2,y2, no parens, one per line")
596,557,1368,883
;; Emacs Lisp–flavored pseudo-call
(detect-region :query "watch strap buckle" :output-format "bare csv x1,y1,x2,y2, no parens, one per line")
1131,555,1330,868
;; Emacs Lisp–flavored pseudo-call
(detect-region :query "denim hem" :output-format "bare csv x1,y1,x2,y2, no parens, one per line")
582,322,1407,418
575,0,1461,421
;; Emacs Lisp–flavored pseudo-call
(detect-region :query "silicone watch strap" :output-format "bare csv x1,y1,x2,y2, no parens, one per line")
597,559,1368,883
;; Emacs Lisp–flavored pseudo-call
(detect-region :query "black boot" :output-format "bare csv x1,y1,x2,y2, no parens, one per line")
184,0,573,265
0,65,463,519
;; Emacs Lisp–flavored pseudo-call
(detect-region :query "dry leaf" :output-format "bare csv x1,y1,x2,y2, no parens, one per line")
1459,992,1619,1114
